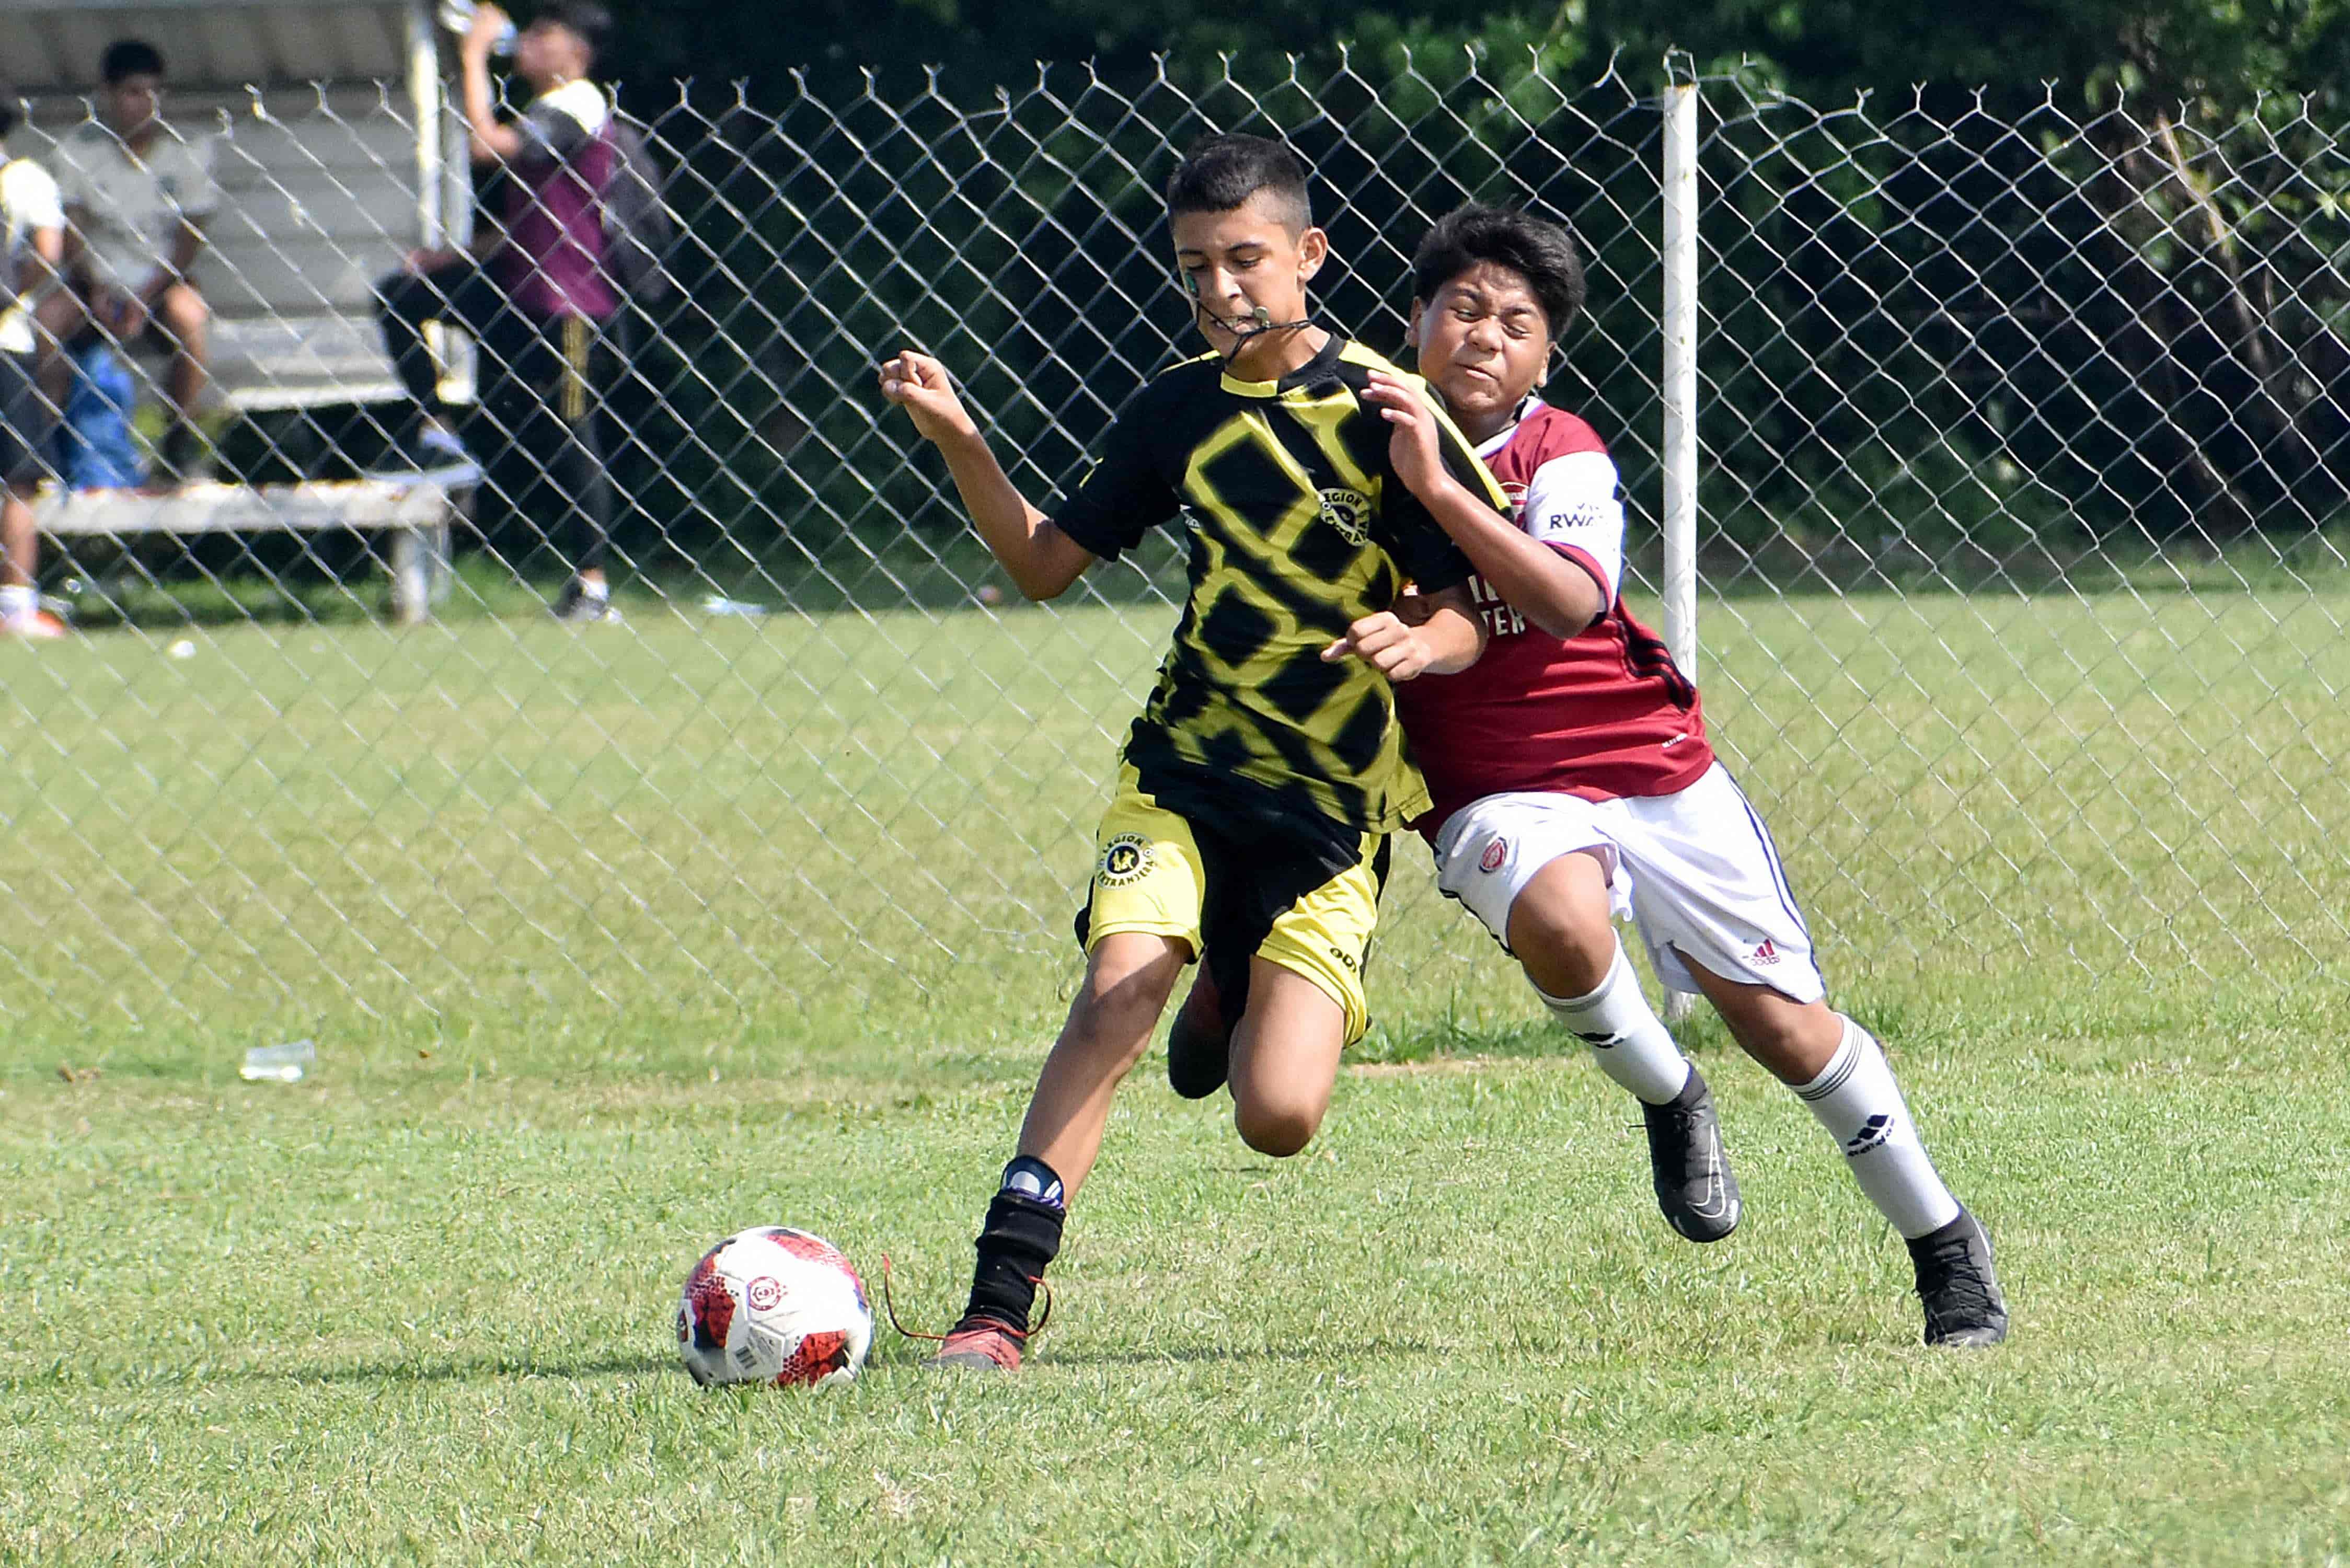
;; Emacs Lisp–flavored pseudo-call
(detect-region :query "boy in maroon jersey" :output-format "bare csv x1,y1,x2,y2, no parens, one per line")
1173,205,2007,1348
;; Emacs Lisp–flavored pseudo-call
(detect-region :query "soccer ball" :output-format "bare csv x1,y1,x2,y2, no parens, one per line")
675,1227,873,1388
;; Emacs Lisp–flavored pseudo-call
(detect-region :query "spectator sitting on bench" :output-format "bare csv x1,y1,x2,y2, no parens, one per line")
2,102,67,639
367,0,633,626
49,38,217,487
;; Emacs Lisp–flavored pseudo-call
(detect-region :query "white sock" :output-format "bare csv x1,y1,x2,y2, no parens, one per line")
1539,942,1692,1106
1794,1016,1961,1239
0,584,32,624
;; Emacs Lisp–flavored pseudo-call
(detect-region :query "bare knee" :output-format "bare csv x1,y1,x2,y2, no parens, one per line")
1506,852,1619,998
1065,989,1166,1074
1739,1007,1828,1065
159,283,209,329
1233,1094,1321,1157
157,285,210,347
1223,962,1345,1157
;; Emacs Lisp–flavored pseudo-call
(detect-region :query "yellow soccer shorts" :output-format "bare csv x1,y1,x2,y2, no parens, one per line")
1078,766,1386,1044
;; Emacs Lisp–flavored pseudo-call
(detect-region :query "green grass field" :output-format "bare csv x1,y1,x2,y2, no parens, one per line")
4,574,2348,1563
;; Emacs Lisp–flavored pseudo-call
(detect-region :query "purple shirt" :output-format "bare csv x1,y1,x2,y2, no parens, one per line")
496,86,621,322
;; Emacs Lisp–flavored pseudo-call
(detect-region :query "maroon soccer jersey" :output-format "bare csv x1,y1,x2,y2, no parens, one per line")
1396,397,1714,836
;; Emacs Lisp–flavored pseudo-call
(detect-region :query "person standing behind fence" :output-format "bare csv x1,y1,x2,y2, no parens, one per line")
367,0,652,626
1,106,65,639
47,39,217,487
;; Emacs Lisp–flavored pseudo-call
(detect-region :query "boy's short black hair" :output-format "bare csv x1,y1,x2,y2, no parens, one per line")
1411,204,1588,340
538,2,613,64
0,100,16,140
101,39,167,85
1165,133,1311,233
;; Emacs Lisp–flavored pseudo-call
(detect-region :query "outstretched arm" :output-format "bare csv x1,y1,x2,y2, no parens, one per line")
880,350,1094,601
1363,369,1604,639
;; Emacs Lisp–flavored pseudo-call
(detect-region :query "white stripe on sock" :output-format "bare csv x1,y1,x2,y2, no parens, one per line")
1539,942,1692,1106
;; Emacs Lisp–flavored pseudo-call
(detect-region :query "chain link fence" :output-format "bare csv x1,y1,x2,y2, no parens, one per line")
1690,78,2350,992
6,56,2345,1043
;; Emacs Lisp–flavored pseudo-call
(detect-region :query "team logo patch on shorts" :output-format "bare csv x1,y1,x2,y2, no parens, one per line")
1479,838,1508,873
1317,487,1373,547
1098,832,1154,887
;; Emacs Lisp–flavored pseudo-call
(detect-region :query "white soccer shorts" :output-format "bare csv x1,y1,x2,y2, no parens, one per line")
1431,763,1827,1002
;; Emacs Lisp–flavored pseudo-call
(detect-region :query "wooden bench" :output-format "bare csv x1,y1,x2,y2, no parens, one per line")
33,480,455,624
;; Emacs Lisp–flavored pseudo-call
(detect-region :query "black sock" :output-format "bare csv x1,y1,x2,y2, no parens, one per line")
961,1160,1066,1333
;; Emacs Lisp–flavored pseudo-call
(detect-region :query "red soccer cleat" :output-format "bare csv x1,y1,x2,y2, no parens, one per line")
924,1316,1026,1372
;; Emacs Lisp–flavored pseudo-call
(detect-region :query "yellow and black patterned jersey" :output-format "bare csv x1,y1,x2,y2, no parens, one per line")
1053,335,1505,839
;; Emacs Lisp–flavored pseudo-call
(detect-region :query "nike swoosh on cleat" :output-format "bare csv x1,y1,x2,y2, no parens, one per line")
1689,1129,1732,1218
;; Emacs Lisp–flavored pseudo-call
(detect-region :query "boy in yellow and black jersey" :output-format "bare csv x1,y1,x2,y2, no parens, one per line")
1061,331,1496,834
881,132,1511,1371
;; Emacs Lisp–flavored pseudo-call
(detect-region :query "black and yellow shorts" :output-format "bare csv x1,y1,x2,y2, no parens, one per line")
1075,765,1390,1044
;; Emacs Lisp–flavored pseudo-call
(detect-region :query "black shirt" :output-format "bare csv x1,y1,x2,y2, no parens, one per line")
1055,335,1500,836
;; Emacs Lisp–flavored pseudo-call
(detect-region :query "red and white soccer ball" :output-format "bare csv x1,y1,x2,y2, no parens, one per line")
676,1227,873,1388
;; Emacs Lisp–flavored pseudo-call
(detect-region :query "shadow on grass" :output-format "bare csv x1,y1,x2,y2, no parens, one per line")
1030,1337,1437,1369
3,1349,677,1393
864,1335,1438,1372
267,1349,679,1387
859,1309,1437,1371
1355,1001,1742,1068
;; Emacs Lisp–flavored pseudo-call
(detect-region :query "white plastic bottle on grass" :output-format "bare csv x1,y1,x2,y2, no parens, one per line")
702,595,770,619
240,1039,316,1083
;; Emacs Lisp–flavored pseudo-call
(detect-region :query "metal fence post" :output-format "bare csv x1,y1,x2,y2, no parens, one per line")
406,0,444,250
1661,78,1700,683
1660,79,1702,1024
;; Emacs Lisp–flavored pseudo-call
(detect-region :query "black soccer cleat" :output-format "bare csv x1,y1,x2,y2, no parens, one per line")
552,578,623,626
1642,1065,1741,1243
1166,968,1234,1100
1908,1207,2009,1348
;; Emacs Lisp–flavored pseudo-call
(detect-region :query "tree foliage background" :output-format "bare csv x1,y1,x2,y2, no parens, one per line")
594,0,2350,119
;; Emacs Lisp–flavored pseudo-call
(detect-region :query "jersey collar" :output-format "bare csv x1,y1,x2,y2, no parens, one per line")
1473,395,1547,460
1219,332,1343,398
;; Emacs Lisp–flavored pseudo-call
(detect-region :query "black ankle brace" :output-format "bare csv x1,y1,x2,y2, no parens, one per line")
963,1187,1065,1334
